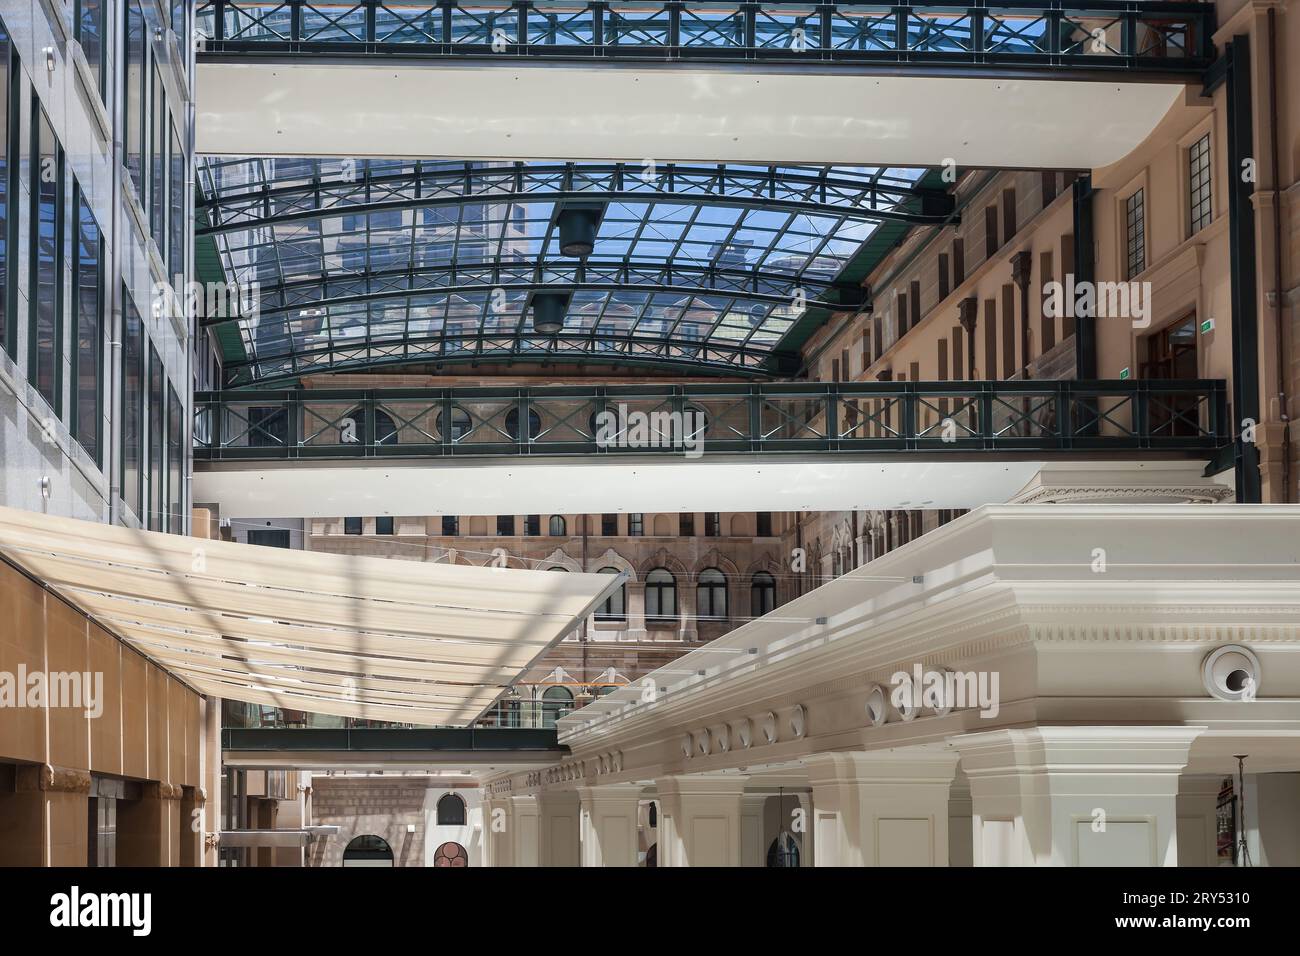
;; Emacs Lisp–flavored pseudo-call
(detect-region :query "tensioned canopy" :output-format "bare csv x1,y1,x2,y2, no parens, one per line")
0,506,621,726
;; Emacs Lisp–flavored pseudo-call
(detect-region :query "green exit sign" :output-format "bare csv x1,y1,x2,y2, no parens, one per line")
1201,318,1215,334
1119,367,1131,380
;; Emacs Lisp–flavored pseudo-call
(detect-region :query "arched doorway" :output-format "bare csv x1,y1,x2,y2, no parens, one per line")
766,833,802,868
342,834,394,867
433,841,469,867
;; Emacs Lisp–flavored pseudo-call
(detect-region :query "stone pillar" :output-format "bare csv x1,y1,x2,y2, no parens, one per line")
577,784,642,867
0,765,91,866
950,727,1204,866
626,583,648,641
482,796,514,867
1176,774,1223,867
510,794,539,866
118,781,184,867
654,774,748,867
537,790,581,867
805,748,958,867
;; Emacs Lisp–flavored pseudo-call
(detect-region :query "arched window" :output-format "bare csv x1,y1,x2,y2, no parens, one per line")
436,792,466,826
505,407,541,441
437,405,471,442
549,515,567,536
767,833,801,868
541,686,573,727
433,841,469,867
340,406,398,447
645,568,676,620
342,834,393,867
751,571,776,618
697,568,728,619
596,567,626,621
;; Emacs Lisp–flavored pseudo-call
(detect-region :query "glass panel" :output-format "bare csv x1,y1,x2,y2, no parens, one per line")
121,294,144,517
73,190,103,464
149,344,165,529
30,104,61,413
124,1,146,198
168,385,184,530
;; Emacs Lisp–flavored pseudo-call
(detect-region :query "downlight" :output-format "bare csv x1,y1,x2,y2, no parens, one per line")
1202,645,1261,702
557,206,601,258
530,292,570,334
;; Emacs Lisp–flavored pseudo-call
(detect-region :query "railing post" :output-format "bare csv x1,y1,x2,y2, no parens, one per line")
592,1,605,53
517,0,528,52
819,2,832,52
824,383,838,445
978,381,994,449
903,382,918,449
287,392,300,459
213,0,225,42
365,0,377,46
364,391,377,457
668,0,681,55
290,0,302,42
1057,382,1073,449
1133,381,1150,448
749,384,762,452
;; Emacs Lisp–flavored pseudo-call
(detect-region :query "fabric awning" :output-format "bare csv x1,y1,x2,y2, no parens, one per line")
0,506,621,726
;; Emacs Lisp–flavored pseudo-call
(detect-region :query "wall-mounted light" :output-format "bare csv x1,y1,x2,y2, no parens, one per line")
39,476,51,500
42,47,55,72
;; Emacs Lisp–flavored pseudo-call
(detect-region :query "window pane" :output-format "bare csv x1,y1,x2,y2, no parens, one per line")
169,122,185,280
73,191,103,464
168,385,183,530
1188,134,1212,235
121,294,144,517
124,1,145,197
75,0,106,96
149,344,164,529
0,31,11,359
30,104,61,413
151,65,166,243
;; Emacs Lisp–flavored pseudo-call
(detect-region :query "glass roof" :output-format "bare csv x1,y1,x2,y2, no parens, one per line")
198,158,930,384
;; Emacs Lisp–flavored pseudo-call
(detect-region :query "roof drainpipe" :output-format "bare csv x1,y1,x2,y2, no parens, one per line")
1268,8,1291,503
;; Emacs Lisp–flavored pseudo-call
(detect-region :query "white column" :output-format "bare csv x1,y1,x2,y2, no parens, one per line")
577,784,642,867
626,583,647,642
482,796,515,867
202,695,221,868
537,791,581,867
950,727,1205,866
654,774,748,867
1176,774,1223,867
948,771,973,867
739,793,768,867
510,795,539,867
805,749,958,867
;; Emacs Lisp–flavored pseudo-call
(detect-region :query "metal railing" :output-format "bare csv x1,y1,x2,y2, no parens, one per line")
195,2,1214,76
194,379,1230,460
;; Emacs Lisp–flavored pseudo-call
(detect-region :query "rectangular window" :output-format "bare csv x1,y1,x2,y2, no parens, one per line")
247,529,290,548
150,65,166,245
442,515,459,536
344,517,362,535
601,513,618,536
756,512,772,537
679,513,695,537
124,1,146,200
705,513,721,537
148,344,164,530
1188,133,1212,235
0,31,14,359
74,0,107,98
1041,171,1058,208
1125,188,1146,279
984,205,999,259
525,514,539,536
168,122,185,280
496,514,514,535
1001,284,1016,379
628,513,643,536
376,516,394,535
937,253,949,300
167,385,183,531
909,280,921,329
72,187,104,465
30,102,62,414
952,237,965,285
121,292,144,518
1039,250,1056,352
1002,188,1017,241
983,298,997,380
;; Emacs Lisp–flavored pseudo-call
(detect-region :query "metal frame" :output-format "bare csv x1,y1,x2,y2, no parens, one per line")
198,161,955,235
196,2,1215,78
201,157,921,383
221,727,566,751
195,378,1230,459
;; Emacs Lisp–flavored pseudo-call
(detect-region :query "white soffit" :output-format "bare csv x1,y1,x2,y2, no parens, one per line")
196,61,1185,168
0,506,619,726
192,457,1050,519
